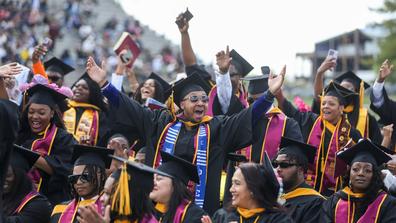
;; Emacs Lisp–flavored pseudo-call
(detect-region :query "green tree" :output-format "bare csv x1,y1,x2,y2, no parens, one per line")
374,0,396,82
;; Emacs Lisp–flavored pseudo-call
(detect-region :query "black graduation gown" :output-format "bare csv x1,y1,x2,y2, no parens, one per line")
4,194,52,223
370,88,396,150
70,106,110,147
211,94,246,116
0,100,19,217
227,210,294,223
154,203,207,223
16,128,76,205
106,90,270,215
322,190,396,223
283,183,325,223
312,98,382,144
281,99,361,195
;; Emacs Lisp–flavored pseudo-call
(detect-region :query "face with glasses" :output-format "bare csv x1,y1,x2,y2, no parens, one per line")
47,70,64,87
180,91,208,123
140,79,156,100
69,165,96,199
273,154,303,191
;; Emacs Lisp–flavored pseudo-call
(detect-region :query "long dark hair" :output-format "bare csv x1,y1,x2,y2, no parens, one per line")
133,79,164,104
163,178,193,222
70,164,106,199
342,165,386,206
3,166,33,215
238,163,281,211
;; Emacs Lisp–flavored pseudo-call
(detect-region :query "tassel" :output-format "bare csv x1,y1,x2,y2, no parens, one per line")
359,81,364,109
111,162,131,221
166,90,177,122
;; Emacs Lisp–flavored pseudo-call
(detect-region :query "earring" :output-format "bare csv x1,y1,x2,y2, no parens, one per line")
250,192,254,198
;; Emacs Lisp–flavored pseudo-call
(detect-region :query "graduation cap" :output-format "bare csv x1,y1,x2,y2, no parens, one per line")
72,145,114,169
185,64,212,81
334,71,370,91
241,75,268,95
26,84,68,108
157,151,199,184
278,137,316,165
172,72,212,107
148,72,172,101
229,49,254,77
11,144,40,173
44,57,75,76
337,139,391,168
262,151,280,193
226,152,248,163
323,81,358,106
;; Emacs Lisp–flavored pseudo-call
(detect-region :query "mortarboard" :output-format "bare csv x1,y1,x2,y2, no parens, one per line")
323,81,358,106
172,72,212,107
185,64,212,81
229,49,254,77
337,139,391,168
334,71,370,90
241,75,268,95
278,137,317,165
157,151,199,184
44,57,75,76
262,151,280,193
26,83,68,108
72,145,114,169
148,72,172,101
11,144,40,173
226,152,248,163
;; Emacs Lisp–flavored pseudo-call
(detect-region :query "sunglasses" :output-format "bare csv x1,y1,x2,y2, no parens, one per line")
271,161,299,169
183,95,209,103
48,76,61,82
68,173,91,184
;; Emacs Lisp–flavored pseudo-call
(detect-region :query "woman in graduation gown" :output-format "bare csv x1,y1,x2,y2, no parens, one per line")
313,58,382,144
150,151,207,223
225,157,293,223
85,57,284,215
2,145,52,223
276,81,362,196
322,139,396,223
15,78,76,205
63,73,110,146
50,145,113,223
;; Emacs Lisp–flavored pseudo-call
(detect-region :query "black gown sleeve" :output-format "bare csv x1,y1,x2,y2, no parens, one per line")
320,195,338,223
5,195,52,223
378,195,396,223
96,110,111,147
289,197,324,223
368,113,382,144
182,204,207,223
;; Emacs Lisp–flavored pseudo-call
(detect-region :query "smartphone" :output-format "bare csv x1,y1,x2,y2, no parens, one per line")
175,8,193,28
42,37,53,48
327,49,338,60
261,66,270,75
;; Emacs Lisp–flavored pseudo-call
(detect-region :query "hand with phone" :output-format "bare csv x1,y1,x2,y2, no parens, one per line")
176,8,193,33
317,49,337,74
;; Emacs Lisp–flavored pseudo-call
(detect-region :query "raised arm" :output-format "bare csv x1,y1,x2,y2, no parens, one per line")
313,57,336,100
215,46,233,114
176,15,196,66
371,59,394,108
31,44,49,79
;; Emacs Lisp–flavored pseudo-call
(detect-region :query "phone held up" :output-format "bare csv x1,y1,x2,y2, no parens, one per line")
176,8,193,28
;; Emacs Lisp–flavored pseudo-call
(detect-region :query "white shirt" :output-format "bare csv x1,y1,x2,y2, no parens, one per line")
215,70,232,114
111,73,124,92
372,80,385,108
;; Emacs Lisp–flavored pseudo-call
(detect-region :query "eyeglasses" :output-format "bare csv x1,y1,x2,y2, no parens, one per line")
48,75,61,82
271,161,299,169
183,95,209,103
68,173,92,184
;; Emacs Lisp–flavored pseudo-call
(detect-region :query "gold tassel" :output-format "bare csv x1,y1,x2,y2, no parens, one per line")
111,162,131,221
166,90,177,122
359,81,364,108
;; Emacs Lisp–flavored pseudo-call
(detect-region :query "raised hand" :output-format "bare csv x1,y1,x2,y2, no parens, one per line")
0,62,22,78
378,59,394,83
216,46,232,74
201,215,213,223
317,57,337,74
176,14,189,34
86,57,107,87
31,44,48,64
77,204,110,223
268,65,286,95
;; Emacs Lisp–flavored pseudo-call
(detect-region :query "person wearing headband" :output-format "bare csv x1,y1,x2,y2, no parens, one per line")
322,139,396,222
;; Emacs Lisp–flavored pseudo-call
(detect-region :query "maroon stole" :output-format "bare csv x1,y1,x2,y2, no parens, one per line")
335,189,387,223
58,198,103,223
206,85,248,116
28,124,58,191
306,116,351,193
254,107,287,161
173,200,190,223
12,191,39,214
